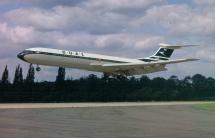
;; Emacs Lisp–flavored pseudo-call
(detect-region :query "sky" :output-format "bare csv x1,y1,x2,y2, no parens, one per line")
0,0,214,81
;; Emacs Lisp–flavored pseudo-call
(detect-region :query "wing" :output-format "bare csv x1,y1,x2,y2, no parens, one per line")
96,58,199,75
102,58,198,68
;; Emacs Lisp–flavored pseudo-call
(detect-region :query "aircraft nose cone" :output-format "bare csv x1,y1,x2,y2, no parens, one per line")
17,52,25,61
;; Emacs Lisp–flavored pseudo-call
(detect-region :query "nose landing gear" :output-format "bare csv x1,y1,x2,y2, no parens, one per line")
36,65,41,72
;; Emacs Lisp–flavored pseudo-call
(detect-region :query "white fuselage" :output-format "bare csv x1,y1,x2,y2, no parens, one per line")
18,47,144,74
18,44,198,75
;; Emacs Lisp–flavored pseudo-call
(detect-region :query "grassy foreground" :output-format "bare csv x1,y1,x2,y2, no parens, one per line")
195,103,215,111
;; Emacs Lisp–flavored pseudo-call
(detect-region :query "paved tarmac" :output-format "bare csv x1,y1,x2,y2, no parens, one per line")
0,102,214,138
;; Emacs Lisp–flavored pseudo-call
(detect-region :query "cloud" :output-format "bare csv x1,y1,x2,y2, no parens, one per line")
0,0,214,80
0,0,15,5
6,6,130,34
0,0,84,7
0,23,34,44
134,36,164,49
137,4,215,36
196,47,215,62
193,0,215,5
83,0,165,13
4,0,166,34
0,21,165,58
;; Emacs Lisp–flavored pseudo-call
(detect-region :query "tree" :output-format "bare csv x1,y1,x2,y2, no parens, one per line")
183,76,192,85
192,74,206,86
102,73,110,82
13,65,23,85
54,67,66,99
19,67,23,84
169,75,179,83
25,64,35,84
56,67,65,84
140,75,150,86
1,65,9,84
13,65,19,85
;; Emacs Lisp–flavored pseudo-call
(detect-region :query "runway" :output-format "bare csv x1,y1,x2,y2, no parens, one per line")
0,101,214,109
0,102,214,138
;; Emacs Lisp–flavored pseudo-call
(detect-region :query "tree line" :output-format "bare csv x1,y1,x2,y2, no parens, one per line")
0,64,215,102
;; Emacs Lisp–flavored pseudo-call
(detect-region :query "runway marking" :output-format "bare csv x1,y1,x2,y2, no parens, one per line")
0,101,214,109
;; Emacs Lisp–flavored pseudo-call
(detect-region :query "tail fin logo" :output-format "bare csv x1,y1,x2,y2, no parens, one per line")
159,49,168,56
155,48,174,58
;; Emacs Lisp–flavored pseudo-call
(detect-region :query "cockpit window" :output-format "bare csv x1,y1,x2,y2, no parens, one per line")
22,50,35,54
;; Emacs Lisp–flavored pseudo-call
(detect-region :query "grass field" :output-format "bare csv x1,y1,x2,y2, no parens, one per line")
195,102,215,111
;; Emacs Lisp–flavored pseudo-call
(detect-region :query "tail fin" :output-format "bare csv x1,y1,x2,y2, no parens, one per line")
150,43,198,60
139,43,199,62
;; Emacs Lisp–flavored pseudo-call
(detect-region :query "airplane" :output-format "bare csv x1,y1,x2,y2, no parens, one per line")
17,43,199,76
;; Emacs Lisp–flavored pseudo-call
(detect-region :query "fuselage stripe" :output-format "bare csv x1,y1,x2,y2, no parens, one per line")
24,51,129,64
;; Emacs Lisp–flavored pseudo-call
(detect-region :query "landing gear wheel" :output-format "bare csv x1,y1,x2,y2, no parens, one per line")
36,65,41,72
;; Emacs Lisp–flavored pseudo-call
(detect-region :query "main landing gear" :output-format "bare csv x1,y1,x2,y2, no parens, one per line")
36,65,41,72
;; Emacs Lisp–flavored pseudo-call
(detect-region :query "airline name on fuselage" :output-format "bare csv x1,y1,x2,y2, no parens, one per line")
61,50,84,57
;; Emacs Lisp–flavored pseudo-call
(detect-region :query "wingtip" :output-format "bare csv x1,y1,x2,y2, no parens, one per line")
187,58,200,61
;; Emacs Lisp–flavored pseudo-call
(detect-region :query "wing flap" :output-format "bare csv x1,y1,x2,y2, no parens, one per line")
90,63,104,66
102,58,199,68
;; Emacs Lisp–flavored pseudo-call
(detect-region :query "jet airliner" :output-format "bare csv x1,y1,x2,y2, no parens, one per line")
17,43,198,76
